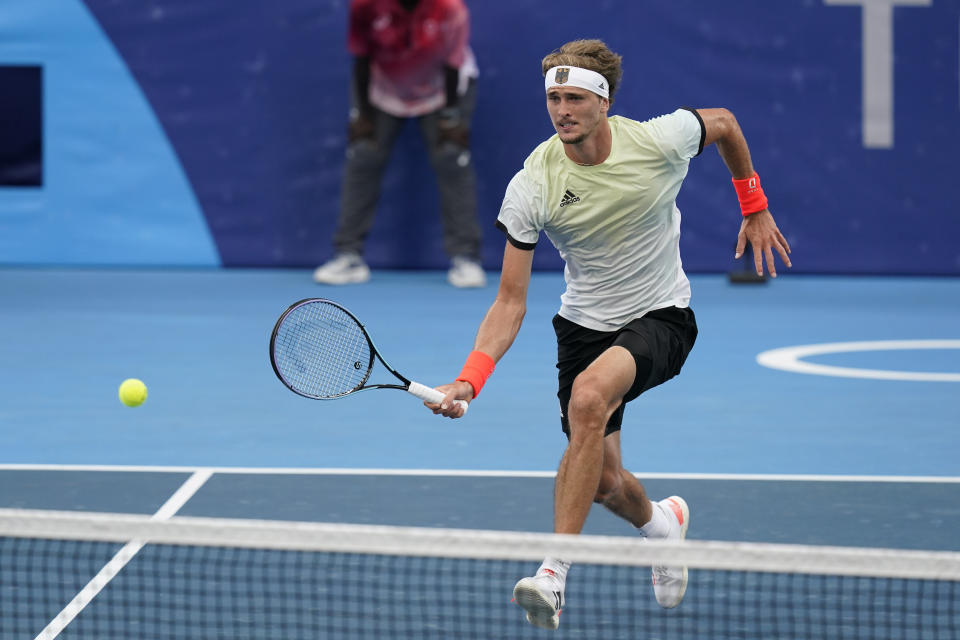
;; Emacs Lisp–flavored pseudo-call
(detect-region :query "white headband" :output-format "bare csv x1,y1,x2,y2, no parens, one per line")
544,66,609,99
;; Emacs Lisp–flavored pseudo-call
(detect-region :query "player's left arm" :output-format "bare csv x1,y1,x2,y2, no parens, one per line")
696,108,792,277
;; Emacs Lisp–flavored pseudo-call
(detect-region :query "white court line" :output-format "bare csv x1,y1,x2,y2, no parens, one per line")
1,463,958,483
757,339,960,382
33,469,213,640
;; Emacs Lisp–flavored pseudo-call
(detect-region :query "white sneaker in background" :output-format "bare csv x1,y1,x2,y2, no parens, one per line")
513,570,564,630
651,495,690,608
312,252,370,285
447,256,486,288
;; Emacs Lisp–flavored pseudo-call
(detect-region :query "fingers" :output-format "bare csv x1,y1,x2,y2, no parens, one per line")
424,388,468,419
740,213,792,276
776,229,791,254
756,237,794,277
764,229,792,274
348,116,375,142
735,232,747,260
764,245,777,278
775,231,793,267
775,242,792,269
440,394,467,418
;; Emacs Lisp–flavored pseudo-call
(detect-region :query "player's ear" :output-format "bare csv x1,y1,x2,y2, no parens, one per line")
599,97,610,114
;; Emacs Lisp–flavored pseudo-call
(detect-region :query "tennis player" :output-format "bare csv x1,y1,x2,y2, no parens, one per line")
429,39,791,629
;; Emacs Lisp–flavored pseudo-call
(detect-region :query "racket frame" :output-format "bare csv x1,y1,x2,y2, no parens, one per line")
269,298,466,412
270,298,411,399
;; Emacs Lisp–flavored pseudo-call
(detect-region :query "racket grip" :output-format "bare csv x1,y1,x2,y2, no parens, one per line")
407,381,469,414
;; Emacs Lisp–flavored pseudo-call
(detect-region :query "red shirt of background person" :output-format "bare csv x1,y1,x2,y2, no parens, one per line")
348,0,478,117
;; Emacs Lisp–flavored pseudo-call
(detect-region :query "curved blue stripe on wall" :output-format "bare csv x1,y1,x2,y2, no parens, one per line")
0,0,219,266
79,0,352,269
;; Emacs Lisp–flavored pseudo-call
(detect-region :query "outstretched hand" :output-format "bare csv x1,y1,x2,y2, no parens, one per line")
347,114,375,143
424,380,474,419
735,209,792,277
437,121,470,150
436,107,470,150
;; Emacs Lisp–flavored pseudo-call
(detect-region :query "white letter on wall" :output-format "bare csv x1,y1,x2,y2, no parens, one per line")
825,0,932,149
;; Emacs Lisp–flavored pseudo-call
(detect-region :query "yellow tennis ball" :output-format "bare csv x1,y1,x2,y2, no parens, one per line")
118,378,148,407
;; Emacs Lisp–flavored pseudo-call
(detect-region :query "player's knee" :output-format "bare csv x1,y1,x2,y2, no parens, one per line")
567,386,608,433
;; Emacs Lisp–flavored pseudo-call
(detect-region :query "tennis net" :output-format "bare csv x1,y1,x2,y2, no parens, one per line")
1,507,958,639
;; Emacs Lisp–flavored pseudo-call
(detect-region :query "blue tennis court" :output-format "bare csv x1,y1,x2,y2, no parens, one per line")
1,268,958,638
3,0,959,635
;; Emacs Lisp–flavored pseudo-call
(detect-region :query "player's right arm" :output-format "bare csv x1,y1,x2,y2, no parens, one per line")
431,242,534,418
430,168,540,418
473,241,534,361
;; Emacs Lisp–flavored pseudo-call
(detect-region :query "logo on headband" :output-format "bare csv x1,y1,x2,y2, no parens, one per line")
555,68,570,84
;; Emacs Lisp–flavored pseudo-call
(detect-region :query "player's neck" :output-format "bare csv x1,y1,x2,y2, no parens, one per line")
563,118,612,166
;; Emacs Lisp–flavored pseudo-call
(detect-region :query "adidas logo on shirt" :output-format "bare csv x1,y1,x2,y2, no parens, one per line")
559,190,581,207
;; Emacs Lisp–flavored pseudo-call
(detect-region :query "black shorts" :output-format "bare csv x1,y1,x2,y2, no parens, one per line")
553,306,698,437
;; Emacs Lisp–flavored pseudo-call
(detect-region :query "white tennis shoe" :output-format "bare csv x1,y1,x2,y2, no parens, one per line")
447,256,486,288
513,570,564,630
312,252,370,285
651,496,690,608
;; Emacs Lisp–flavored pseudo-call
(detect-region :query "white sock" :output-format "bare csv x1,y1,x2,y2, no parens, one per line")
537,557,570,587
639,500,672,539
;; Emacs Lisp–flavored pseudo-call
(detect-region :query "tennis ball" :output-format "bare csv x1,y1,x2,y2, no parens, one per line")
118,378,148,407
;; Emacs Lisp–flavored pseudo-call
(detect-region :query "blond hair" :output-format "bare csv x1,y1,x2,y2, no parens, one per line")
541,39,624,104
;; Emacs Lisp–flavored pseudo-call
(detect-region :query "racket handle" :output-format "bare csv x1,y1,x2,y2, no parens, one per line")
407,381,469,414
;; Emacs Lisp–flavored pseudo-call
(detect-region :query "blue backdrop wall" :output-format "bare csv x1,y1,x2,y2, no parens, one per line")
1,0,957,274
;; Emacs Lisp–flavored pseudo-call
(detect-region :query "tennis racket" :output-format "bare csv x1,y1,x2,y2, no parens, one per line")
269,298,467,412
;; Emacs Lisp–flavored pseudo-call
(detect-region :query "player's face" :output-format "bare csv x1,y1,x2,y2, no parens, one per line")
546,87,608,145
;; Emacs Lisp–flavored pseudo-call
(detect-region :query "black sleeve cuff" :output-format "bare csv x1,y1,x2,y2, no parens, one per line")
680,106,706,157
495,220,537,250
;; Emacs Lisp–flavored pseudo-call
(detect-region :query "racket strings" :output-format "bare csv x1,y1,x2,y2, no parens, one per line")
273,302,372,398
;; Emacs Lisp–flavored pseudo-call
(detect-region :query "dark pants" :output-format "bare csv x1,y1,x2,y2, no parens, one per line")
333,81,482,260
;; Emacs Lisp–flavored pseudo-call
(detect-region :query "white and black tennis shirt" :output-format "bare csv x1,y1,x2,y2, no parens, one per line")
496,108,705,331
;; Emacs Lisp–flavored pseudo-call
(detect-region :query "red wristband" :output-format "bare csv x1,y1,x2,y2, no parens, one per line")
456,350,495,398
732,173,768,217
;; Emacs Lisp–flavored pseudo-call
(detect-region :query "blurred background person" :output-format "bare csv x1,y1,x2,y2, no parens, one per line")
313,0,486,288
